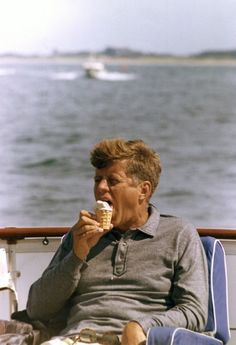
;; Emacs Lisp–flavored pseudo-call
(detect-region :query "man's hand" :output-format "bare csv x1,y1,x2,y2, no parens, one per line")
121,321,146,345
72,210,111,260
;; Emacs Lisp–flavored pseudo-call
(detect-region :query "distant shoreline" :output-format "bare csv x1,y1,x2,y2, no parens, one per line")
1,55,236,66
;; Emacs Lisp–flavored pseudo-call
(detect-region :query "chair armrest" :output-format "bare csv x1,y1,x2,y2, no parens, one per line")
147,326,223,345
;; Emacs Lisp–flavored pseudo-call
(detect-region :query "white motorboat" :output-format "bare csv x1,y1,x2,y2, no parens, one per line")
83,60,135,81
83,60,105,79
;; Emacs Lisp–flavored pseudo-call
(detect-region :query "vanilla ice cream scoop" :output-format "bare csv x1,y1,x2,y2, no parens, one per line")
94,200,113,230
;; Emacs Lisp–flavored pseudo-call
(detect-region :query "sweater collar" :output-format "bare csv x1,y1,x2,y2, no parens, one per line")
136,204,160,237
111,204,160,238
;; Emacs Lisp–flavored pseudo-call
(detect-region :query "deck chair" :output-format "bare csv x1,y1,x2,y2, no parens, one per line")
147,236,231,345
0,248,18,313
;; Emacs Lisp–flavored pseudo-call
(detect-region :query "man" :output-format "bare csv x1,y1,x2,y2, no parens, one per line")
26,138,208,345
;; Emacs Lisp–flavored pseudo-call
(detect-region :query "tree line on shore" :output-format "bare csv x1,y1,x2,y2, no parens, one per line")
1,47,236,60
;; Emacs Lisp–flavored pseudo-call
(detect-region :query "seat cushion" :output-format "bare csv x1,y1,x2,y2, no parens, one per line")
147,326,223,345
201,237,230,343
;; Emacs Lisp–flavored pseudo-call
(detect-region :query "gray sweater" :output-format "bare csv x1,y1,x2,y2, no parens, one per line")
26,205,208,336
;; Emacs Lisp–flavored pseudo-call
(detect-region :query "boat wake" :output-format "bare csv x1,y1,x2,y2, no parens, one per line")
49,71,81,80
93,71,135,81
0,68,15,76
0,65,135,82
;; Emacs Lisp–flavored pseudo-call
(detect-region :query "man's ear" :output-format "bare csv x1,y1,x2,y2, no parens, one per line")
139,181,152,201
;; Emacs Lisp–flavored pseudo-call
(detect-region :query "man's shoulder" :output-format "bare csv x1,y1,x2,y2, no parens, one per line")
159,213,197,238
159,213,193,226
158,214,202,259
148,205,197,239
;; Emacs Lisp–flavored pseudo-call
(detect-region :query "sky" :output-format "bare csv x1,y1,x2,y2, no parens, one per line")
0,0,235,56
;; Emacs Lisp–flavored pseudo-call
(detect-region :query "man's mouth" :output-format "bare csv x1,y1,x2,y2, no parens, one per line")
95,198,113,212
99,198,113,207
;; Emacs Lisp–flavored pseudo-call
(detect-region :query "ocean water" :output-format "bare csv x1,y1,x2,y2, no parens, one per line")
0,61,236,228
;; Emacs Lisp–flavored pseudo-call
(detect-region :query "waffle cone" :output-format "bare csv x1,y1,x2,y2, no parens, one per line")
96,209,112,230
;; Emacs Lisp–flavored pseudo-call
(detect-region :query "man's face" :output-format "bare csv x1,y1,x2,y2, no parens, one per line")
94,160,143,231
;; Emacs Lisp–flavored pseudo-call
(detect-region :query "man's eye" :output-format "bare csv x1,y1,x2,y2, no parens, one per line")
94,177,102,183
94,176,120,186
108,178,120,186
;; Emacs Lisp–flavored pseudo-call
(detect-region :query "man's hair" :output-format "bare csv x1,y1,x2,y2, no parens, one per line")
90,138,162,196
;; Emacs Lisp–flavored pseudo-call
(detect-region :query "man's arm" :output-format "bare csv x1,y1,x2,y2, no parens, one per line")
26,210,111,321
135,225,209,333
26,232,84,321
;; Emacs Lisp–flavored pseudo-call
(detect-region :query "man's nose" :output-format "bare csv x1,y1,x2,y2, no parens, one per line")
97,178,109,191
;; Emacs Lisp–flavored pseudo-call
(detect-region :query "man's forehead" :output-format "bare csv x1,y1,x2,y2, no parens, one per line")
95,160,128,175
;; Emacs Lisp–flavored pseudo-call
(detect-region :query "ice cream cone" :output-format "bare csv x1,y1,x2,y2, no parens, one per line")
96,209,113,230
95,200,113,230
